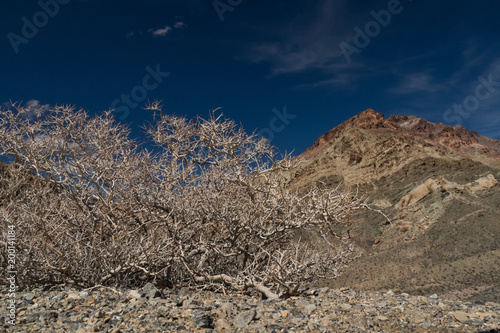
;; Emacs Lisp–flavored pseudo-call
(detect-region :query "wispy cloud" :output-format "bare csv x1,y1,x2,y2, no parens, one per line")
386,49,500,135
173,22,187,29
148,21,187,37
292,67,364,90
487,58,500,77
126,31,137,39
244,1,351,75
468,108,500,139
26,99,49,109
127,21,187,39
389,73,447,95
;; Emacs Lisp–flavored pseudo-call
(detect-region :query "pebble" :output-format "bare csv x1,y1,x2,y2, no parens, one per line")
0,285,499,332
233,309,256,328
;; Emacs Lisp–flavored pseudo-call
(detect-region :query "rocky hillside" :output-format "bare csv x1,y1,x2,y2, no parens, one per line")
293,109,500,303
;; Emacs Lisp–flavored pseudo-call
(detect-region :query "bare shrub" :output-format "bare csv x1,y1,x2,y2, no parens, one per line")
0,102,365,298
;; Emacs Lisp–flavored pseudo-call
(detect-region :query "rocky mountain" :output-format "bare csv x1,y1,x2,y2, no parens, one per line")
293,109,500,303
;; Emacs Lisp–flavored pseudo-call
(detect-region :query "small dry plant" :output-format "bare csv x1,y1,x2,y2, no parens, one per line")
0,102,364,298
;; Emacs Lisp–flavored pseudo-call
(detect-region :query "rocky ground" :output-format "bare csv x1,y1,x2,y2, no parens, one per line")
1,284,499,332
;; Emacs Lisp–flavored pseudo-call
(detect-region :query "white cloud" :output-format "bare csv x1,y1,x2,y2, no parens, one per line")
26,99,47,108
173,22,187,29
150,26,172,37
148,21,187,37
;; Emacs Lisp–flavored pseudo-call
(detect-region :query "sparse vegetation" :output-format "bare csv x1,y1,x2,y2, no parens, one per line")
0,102,364,298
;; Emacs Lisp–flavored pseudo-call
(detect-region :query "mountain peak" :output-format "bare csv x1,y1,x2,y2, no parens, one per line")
358,108,379,116
303,109,500,161
346,108,391,129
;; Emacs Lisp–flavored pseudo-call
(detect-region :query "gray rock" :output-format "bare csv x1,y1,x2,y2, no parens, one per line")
23,292,34,301
156,305,169,317
127,289,142,300
142,283,162,299
69,323,82,331
221,302,234,314
178,287,192,297
233,309,256,328
215,318,232,331
40,310,59,320
466,320,485,326
23,292,35,305
340,303,352,310
297,300,317,315
191,310,213,329
51,292,64,302
182,298,200,309
247,323,268,333
169,307,181,319
304,303,317,315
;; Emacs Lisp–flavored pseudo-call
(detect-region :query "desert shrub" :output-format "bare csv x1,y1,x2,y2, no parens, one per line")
0,102,364,298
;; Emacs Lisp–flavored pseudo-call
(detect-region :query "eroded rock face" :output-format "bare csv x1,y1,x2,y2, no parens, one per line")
396,174,499,209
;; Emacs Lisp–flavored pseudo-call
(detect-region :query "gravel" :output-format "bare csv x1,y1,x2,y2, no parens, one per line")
1,285,499,332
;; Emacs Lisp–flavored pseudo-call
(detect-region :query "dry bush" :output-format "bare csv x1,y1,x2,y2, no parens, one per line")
0,102,365,298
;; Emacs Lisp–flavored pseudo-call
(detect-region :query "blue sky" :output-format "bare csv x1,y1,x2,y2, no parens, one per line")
2,0,500,155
